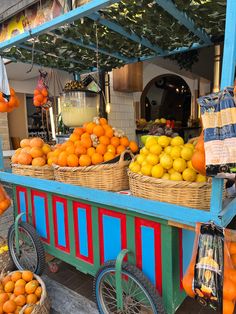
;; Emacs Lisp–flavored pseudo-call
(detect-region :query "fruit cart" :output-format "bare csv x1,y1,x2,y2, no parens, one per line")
0,1,236,313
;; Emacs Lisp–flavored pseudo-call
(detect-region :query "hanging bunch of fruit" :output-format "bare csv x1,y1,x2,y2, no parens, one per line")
0,88,19,113
0,185,11,215
33,71,49,108
191,131,206,175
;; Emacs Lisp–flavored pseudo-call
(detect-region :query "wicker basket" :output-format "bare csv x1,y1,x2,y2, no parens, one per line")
12,164,54,180
128,170,213,210
1,271,50,314
54,151,131,191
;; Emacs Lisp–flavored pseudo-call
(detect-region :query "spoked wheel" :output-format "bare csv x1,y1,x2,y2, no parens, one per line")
94,261,165,314
8,221,45,275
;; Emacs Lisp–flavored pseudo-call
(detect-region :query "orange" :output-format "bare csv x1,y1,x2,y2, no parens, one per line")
3,300,16,313
33,99,41,107
10,88,15,96
20,139,30,148
22,271,33,283
13,285,25,296
0,293,9,303
96,144,107,155
73,128,84,136
23,305,35,314
110,137,120,148
74,140,82,147
29,147,43,158
42,144,51,155
17,153,32,165
57,152,68,167
227,268,236,284
8,96,16,107
25,281,39,294
116,145,126,155
0,199,11,212
75,145,87,156
14,280,26,288
30,138,44,148
182,272,194,298
69,133,80,142
0,303,3,314
0,101,8,112
99,118,107,125
41,88,48,97
105,127,114,138
11,273,21,283
93,125,105,137
9,293,15,300
99,136,110,146
91,153,103,165
86,122,96,134
4,282,15,294
223,278,236,301
11,155,18,164
231,254,236,266
81,132,90,140
15,148,22,156
229,243,236,255
83,122,88,130
2,276,12,287
81,137,92,149
223,299,235,314
21,147,32,154
33,89,40,96
47,156,58,166
129,141,138,153
53,148,62,157
79,155,92,167
87,147,96,157
26,294,37,304
67,154,79,167
120,137,129,147
66,145,75,155
107,145,116,155
34,94,44,103
14,295,26,307
104,152,115,162
32,157,46,167
34,286,42,298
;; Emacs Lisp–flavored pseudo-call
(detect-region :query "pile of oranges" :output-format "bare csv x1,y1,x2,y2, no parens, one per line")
33,87,48,107
0,185,11,216
0,270,42,314
0,88,19,113
11,138,51,167
48,118,138,167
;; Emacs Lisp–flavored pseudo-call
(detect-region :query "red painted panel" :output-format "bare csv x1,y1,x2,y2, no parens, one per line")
178,228,183,290
135,218,162,295
98,208,127,264
31,190,50,244
52,196,70,253
73,202,94,264
16,186,28,222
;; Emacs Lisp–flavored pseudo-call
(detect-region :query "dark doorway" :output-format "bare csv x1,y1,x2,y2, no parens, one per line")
141,74,191,126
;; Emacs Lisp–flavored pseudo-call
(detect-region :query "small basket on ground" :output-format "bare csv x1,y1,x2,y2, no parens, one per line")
128,170,213,210
0,237,13,273
12,164,54,180
54,151,132,191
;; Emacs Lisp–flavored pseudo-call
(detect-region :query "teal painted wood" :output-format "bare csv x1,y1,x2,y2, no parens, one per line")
210,178,224,215
0,171,225,227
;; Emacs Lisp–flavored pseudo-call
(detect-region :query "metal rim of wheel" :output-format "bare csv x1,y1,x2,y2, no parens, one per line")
8,221,45,274
94,262,165,314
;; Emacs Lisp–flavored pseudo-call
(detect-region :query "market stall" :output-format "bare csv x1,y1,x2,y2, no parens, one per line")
0,1,236,314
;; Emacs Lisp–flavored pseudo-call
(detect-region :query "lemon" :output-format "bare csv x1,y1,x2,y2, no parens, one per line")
171,136,184,146
170,146,181,159
160,154,173,169
195,174,207,182
145,137,158,149
140,147,149,156
142,160,149,167
182,168,197,182
170,172,182,181
181,147,193,161
141,164,153,176
158,136,170,148
164,146,172,154
129,162,141,173
160,118,166,124
149,144,162,155
187,160,195,170
168,168,176,175
146,153,159,165
151,164,164,178
185,143,194,150
173,158,187,173
162,173,170,180
136,154,146,165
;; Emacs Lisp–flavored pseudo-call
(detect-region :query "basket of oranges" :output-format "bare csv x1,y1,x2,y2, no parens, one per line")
11,138,54,180
0,270,50,314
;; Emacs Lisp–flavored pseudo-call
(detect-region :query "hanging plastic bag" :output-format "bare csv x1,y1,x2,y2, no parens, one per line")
198,87,236,176
0,56,10,97
0,185,11,216
33,70,49,107
183,222,236,314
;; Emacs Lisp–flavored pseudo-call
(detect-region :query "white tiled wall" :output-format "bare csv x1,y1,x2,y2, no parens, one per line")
108,72,136,141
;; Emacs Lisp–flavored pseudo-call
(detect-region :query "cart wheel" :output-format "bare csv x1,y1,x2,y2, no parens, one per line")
94,261,165,314
8,221,45,275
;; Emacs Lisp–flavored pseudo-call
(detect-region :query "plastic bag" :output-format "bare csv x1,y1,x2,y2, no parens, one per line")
0,185,11,216
183,222,236,314
198,87,236,176
0,57,10,96
33,70,49,107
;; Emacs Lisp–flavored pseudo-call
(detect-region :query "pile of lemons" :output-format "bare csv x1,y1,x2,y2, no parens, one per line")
129,135,207,182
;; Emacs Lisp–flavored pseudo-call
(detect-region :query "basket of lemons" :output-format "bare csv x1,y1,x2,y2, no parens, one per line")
128,135,212,210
